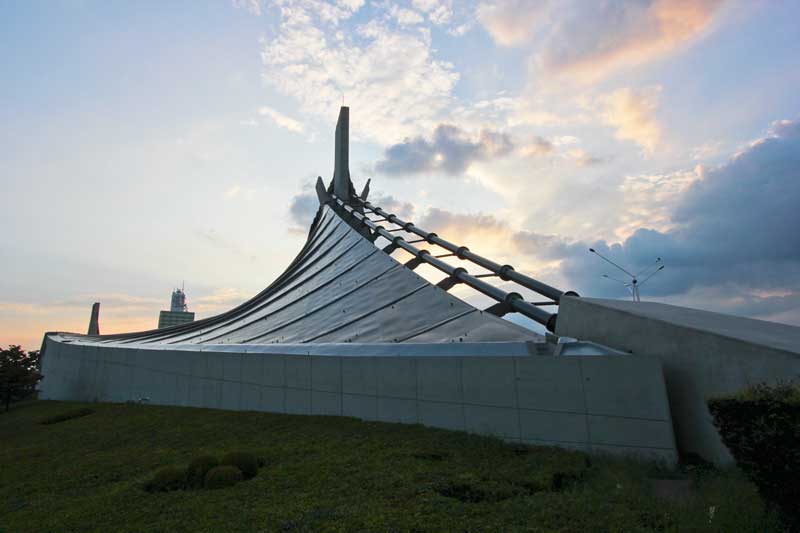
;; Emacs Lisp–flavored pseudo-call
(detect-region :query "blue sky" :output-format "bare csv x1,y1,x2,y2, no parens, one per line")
2,0,799,349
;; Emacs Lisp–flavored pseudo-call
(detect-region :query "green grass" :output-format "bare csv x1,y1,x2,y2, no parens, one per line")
0,401,783,532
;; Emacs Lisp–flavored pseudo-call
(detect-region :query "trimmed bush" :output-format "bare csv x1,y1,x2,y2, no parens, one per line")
186,455,219,488
708,381,800,530
145,466,186,493
40,408,94,425
221,451,259,480
204,465,243,489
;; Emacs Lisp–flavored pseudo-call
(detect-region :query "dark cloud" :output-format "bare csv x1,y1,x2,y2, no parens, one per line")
375,124,515,176
561,118,800,298
369,193,416,219
287,186,320,234
287,187,415,234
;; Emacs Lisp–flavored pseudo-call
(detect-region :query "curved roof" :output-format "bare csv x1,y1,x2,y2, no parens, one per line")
57,204,540,345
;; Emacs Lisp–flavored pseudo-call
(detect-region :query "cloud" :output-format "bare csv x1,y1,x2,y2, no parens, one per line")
598,86,662,153
225,184,241,198
412,0,454,25
195,228,258,260
260,2,459,144
191,287,250,314
478,0,724,82
614,168,699,239
287,183,415,235
562,118,800,301
519,136,554,157
369,193,416,220
287,185,320,234
258,106,304,133
569,149,604,167
232,0,263,16
406,118,800,322
375,124,515,176
477,0,549,47
389,5,424,26
545,0,723,81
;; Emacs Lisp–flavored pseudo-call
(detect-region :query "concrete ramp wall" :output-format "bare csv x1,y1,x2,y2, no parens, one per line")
40,338,677,463
556,296,800,465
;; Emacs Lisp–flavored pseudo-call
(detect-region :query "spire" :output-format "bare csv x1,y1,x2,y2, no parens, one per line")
332,106,353,201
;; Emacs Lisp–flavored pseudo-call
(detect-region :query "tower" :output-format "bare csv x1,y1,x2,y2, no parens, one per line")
157,286,195,329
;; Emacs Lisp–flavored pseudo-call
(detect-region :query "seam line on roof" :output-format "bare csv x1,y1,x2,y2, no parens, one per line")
200,246,383,343
395,309,477,342
243,263,403,344
302,283,429,343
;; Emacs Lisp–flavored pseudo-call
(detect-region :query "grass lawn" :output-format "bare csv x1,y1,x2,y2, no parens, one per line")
0,400,782,532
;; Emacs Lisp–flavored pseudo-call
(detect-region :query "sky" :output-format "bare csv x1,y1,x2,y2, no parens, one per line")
1,0,799,350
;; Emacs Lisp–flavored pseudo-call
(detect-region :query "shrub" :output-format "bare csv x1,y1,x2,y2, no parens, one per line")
1,345,43,411
145,466,186,493
186,455,219,488
204,465,243,489
708,381,800,531
40,407,94,425
221,451,259,480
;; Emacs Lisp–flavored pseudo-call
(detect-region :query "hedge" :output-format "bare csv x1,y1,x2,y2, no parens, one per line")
221,451,259,480
145,467,187,493
205,465,243,490
708,382,800,531
186,455,219,488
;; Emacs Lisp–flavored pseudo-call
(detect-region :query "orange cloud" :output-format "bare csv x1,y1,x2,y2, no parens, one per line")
479,0,725,82
477,0,548,47
598,86,662,153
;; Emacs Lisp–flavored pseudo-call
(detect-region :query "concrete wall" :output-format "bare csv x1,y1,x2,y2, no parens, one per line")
39,338,677,463
556,296,800,465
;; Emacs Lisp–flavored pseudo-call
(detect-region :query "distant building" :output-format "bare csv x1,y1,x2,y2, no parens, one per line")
157,287,194,329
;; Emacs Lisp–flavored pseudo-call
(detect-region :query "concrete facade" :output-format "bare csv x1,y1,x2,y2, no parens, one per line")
556,296,800,465
39,337,677,463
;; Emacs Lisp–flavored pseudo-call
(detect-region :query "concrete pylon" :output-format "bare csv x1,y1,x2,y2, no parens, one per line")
87,302,100,335
332,106,354,201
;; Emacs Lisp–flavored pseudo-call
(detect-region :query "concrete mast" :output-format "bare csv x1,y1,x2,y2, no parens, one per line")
332,106,353,201
87,302,100,335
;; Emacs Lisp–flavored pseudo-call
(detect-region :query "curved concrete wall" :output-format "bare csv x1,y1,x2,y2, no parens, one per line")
40,338,677,463
556,296,800,465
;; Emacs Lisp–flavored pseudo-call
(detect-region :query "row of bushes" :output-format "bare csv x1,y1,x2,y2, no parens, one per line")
145,451,263,492
708,381,799,531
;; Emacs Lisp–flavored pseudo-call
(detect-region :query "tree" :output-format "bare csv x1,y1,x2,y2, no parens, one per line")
0,345,43,412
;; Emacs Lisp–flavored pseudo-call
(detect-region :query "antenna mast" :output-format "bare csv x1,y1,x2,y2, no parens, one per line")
589,249,664,302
